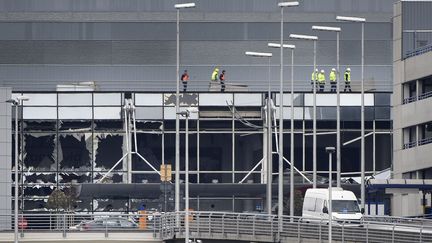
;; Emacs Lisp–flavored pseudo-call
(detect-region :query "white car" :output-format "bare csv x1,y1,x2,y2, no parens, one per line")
302,188,364,225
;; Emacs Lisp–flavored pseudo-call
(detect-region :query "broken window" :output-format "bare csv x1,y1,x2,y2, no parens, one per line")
59,133,91,171
24,173,56,184
23,133,56,171
94,134,124,171
59,172,91,184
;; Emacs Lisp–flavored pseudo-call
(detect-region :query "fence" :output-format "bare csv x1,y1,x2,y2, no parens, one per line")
0,211,431,242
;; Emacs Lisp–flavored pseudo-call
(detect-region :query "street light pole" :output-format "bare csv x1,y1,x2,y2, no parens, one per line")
326,147,335,243
268,42,296,219
177,107,198,243
6,96,29,243
185,110,189,243
312,26,342,187
13,103,18,243
245,51,273,214
289,34,318,188
174,2,196,215
276,0,299,220
336,15,366,210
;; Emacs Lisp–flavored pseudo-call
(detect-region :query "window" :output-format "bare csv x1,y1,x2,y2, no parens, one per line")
419,122,432,145
403,126,417,149
314,198,324,212
303,197,316,212
403,81,417,104
332,200,360,213
420,77,432,100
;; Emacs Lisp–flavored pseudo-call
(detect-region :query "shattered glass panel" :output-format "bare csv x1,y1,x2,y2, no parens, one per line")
94,134,124,171
94,120,123,131
24,121,57,132
23,133,56,171
59,133,92,171
164,93,198,106
59,172,91,183
59,120,92,132
93,172,124,183
135,120,163,130
24,172,56,184
23,185,54,197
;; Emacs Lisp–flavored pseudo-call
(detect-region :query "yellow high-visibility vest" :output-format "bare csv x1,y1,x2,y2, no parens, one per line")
318,73,326,84
329,71,336,82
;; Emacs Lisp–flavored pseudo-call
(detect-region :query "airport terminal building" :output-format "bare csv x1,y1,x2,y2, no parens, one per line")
0,0,398,214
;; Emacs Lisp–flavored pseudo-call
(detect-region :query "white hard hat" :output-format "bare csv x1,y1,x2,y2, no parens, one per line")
347,68,351,71
321,69,325,73
332,68,336,71
315,69,318,72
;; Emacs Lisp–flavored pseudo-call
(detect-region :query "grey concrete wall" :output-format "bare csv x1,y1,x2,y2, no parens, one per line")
0,87,11,229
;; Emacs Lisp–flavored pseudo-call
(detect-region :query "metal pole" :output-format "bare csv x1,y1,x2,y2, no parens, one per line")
267,57,272,215
175,8,180,214
360,22,365,211
185,112,189,243
278,6,284,221
14,103,18,243
313,40,317,188
336,31,341,187
329,152,333,243
290,49,295,218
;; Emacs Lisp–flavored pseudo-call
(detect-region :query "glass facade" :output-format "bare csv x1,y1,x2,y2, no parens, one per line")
13,92,392,212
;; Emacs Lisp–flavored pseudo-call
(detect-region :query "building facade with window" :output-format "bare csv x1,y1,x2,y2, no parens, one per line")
392,0,432,216
0,0,397,214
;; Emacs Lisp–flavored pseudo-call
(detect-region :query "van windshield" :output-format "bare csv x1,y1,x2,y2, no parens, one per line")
332,200,360,213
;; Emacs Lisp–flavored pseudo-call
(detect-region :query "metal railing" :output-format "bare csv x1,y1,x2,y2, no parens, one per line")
161,211,432,243
1,211,432,242
403,141,417,149
418,91,432,101
402,95,417,104
405,44,432,59
419,137,432,146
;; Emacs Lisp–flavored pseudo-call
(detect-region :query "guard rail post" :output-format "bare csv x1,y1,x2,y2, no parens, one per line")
222,214,225,236
420,222,423,243
366,221,369,243
208,213,212,236
297,219,301,242
236,214,240,239
62,214,66,238
319,219,322,242
153,214,156,238
105,218,108,238
392,223,395,243
252,215,256,238
197,212,200,237
341,221,345,243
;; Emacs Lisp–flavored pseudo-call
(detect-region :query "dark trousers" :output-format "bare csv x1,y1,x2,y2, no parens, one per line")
330,82,337,92
182,81,187,92
220,81,225,92
344,82,352,92
311,81,319,92
319,84,325,92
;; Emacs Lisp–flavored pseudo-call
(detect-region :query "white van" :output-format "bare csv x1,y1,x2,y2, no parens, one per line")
302,188,364,223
